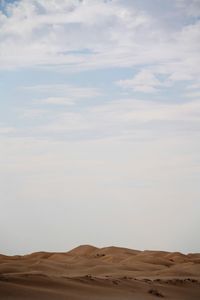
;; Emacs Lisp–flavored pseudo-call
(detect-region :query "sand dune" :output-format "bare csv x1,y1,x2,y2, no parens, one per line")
0,245,200,299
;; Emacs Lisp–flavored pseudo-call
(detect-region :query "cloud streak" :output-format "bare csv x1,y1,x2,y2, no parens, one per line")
0,0,199,86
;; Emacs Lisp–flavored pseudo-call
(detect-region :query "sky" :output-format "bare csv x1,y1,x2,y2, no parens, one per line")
0,0,200,255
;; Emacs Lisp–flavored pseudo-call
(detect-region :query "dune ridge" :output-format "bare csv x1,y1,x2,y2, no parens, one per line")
0,245,200,299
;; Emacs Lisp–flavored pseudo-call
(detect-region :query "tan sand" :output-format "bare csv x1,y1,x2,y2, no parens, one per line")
0,245,200,299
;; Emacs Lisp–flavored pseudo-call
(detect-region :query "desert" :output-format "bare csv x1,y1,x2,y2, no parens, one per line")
0,245,200,299
1,1,200,299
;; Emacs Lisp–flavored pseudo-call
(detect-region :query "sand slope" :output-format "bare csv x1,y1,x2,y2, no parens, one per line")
0,245,200,299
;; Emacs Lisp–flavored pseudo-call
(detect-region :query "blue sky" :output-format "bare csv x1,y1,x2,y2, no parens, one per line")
0,0,200,255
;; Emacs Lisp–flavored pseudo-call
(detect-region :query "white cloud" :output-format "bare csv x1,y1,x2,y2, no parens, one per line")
176,0,200,17
19,108,48,118
35,97,75,106
41,112,91,132
22,84,100,98
185,79,200,99
117,70,162,93
28,97,200,138
0,0,199,89
187,81,200,90
0,0,150,70
0,126,16,134
1,130,200,254
92,98,200,124
185,92,200,99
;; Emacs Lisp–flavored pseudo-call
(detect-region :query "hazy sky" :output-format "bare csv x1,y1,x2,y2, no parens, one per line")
0,0,200,255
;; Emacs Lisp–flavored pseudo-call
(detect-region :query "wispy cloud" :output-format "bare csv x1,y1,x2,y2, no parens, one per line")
35,97,75,106
117,70,162,93
0,0,199,89
176,0,200,17
0,126,16,134
28,98,200,140
185,92,200,99
22,84,101,98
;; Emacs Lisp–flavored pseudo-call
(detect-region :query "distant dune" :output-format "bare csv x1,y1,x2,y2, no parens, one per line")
0,245,200,299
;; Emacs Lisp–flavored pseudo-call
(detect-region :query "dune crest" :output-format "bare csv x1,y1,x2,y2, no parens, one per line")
67,244,99,256
0,245,200,299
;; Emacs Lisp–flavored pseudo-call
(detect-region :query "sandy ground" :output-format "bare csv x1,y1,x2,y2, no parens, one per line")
0,245,200,299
